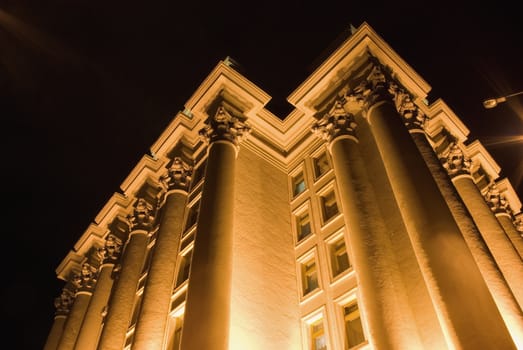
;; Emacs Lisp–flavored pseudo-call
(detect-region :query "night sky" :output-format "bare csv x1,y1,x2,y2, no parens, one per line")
1,1,522,349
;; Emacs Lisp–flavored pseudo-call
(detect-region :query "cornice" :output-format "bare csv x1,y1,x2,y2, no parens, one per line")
287,22,431,116
422,98,470,142
465,140,501,181
495,178,522,214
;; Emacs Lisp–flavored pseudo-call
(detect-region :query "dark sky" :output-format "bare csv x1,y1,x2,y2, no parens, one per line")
1,1,522,349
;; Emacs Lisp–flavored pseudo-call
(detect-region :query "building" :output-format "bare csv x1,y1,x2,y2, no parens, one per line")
43,22,523,350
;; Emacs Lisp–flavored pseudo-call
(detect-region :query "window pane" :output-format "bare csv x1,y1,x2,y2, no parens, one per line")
345,302,365,348
321,191,339,222
313,153,330,179
303,260,318,295
330,238,350,277
297,212,312,241
176,250,193,287
310,319,327,350
293,172,306,196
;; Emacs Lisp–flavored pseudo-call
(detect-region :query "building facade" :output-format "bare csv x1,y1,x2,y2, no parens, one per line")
43,22,523,350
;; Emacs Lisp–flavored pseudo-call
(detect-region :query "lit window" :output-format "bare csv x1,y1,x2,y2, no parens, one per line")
296,211,312,242
329,237,350,278
176,250,193,287
292,172,306,197
302,258,319,296
313,152,330,179
344,301,366,348
172,317,183,350
310,318,327,350
320,190,339,222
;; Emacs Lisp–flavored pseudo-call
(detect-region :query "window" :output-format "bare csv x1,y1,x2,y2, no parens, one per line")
184,200,200,232
172,318,183,350
329,236,350,278
296,211,312,242
302,258,319,296
344,301,366,348
320,190,339,222
292,171,306,197
176,250,193,287
191,162,206,189
313,152,330,179
310,318,327,350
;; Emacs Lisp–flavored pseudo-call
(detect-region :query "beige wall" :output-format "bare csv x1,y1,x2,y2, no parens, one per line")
230,146,301,350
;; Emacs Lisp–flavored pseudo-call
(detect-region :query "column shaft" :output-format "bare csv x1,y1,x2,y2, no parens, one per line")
56,292,91,350
497,213,523,259
368,101,515,349
74,265,114,350
330,135,430,349
133,191,187,350
453,176,523,306
413,132,523,347
181,141,236,350
43,315,67,350
97,231,149,350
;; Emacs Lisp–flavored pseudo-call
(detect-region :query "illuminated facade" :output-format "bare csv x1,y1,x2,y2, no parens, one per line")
43,22,523,350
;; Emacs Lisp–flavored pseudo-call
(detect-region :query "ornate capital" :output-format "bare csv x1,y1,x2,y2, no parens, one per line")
98,234,123,264
311,99,358,143
439,142,472,177
344,60,426,130
388,82,426,130
160,157,193,191
127,198,156,231
54,288,75,316
72,263,98,292
484,183,511,215
198,104,251,145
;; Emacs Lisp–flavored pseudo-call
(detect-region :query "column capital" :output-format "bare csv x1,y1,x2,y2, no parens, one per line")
439,142,472,178
198,104,251,146
344,60,426,130
484,183,512,216
54,287,75,316
160,157,193,192
71,262,98,293
515,217,523,238
311,98,358,143
98,234,123,265
127,198,156,231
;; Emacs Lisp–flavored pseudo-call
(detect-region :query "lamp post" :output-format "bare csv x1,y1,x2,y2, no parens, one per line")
483,91,523,109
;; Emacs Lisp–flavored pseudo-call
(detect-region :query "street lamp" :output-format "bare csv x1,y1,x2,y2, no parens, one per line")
483,90,523,109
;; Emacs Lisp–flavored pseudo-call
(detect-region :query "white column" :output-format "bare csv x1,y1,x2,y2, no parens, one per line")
97,198,155,350
180,104,251,350
132,158,191,350
43,288,74,350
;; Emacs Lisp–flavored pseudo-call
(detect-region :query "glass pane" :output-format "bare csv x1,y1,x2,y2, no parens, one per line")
297,212,312,241
313,153,330,179
293,172,306,196
330,239,350,277
345,303,365,348
303,261,318,295
322,191,338,221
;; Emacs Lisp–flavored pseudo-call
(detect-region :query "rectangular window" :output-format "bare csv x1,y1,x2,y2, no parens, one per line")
320,190,339,222
191,162,206,189
302,259,319,296
313,152,330,179
344,301,366,348
310,318,327,350
329,237,350,277
176,250,193,287
297,211,312,242
292,171,306,197
173,319,183,350
184,200,200,232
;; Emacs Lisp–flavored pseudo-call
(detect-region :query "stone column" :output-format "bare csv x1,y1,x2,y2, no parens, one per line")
486,185,523,259
449,176,523,307
345,63,515,349
97,198,155,350
311,100,428,349
424,135,523,347
74,235,122,350
497,212,523,259
43,288,74,350
56,263,97,350
180,104,251,350
132,158,192,350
